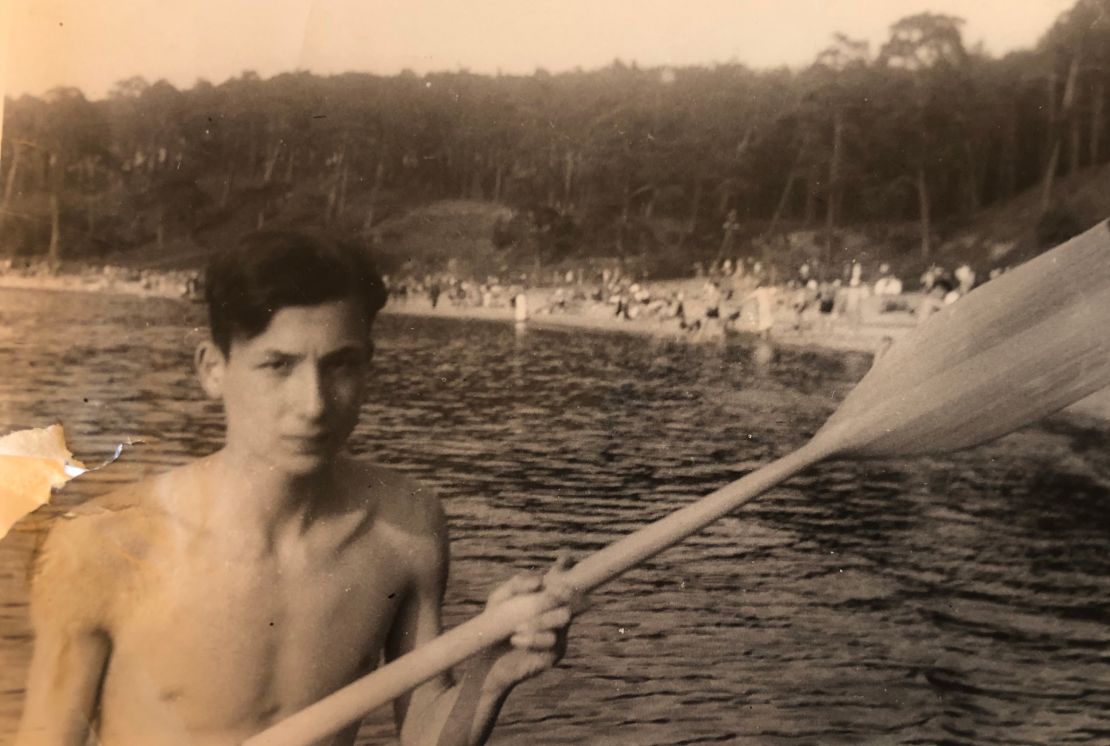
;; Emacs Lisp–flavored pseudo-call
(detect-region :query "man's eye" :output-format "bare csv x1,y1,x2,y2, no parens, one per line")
262,359,293,372
326,356,362,372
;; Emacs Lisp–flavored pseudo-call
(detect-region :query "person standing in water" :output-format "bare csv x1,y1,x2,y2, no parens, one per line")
16,231,574,746
742,279,777,339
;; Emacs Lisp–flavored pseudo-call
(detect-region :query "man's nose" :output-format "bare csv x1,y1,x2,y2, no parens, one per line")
293,365,328,420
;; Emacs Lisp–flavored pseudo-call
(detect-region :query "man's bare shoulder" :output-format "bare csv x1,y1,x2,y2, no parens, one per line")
338,458,447,587
31,466,184,626
51,465,186,555
343,457,446,541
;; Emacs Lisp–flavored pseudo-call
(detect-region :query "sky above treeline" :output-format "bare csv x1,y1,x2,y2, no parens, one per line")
2,0,1076,101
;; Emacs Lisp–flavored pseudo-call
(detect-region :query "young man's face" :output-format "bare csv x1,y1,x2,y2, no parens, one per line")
203,298,372,476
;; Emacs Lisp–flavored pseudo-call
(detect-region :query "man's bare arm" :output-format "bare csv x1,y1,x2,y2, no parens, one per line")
386,492,465,746
385,489,571,746
16,518,113,746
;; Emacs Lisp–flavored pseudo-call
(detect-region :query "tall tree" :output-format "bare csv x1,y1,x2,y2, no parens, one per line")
879,13,970,259
1038,0,1110,210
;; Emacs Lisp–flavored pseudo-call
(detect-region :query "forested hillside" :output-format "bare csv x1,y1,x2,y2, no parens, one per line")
2,2,1109,278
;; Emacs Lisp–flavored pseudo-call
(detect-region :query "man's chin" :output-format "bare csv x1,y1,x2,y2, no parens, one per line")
259,440,344,477
282,449,340,475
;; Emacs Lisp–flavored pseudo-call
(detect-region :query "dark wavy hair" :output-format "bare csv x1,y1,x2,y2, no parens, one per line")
204,230,388,355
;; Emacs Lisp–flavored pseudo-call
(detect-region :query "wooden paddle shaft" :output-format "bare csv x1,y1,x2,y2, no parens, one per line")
243,443,827,746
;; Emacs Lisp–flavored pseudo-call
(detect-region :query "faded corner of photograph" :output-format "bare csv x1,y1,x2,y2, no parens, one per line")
2,1,1109,744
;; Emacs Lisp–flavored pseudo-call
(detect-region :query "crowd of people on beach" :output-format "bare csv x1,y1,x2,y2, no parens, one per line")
0,258,202,299
0,250,1005,345
386,273,523,311
384,253,1005,343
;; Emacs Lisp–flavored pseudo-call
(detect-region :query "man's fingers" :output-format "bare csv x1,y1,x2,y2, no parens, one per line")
486,572,543,607
481,559,579,686
543,552,591,614
536,606,572,630
513,605,571,634
542,552,574,591
510,605,571,653
510,629,558,650
548,551,574,574
506,573,543,594
487,555,586,624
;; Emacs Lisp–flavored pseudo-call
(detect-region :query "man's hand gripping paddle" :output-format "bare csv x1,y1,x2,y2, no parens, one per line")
246,219,1110,746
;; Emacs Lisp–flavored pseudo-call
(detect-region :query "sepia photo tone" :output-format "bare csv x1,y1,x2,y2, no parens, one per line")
2,1,1110,744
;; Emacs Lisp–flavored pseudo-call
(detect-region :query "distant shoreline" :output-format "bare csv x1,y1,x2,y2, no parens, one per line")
4,270,1109,423
383,294,908,355
0,267,197,300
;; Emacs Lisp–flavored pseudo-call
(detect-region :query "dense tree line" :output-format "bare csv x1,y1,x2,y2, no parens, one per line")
2,2,1109,274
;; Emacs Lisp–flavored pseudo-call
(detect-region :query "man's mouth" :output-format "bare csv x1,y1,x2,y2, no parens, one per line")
283,433,332,452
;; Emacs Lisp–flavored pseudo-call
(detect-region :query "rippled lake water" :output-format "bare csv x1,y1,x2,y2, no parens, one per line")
2,287,1109,745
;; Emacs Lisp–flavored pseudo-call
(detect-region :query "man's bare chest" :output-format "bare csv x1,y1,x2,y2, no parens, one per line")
100,533,407,729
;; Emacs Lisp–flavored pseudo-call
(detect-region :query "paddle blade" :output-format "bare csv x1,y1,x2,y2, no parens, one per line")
813,219,1110,458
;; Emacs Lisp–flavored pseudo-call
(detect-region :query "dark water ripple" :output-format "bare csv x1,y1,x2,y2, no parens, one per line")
2,289,1109,745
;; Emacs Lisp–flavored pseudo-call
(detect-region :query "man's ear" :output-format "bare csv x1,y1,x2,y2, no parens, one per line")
195,341,227,399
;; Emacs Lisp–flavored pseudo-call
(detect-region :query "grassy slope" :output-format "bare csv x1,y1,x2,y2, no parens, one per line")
937,162,1110,268
371,200,513,276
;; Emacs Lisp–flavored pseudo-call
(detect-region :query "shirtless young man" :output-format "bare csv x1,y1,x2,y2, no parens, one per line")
16,231,573,746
